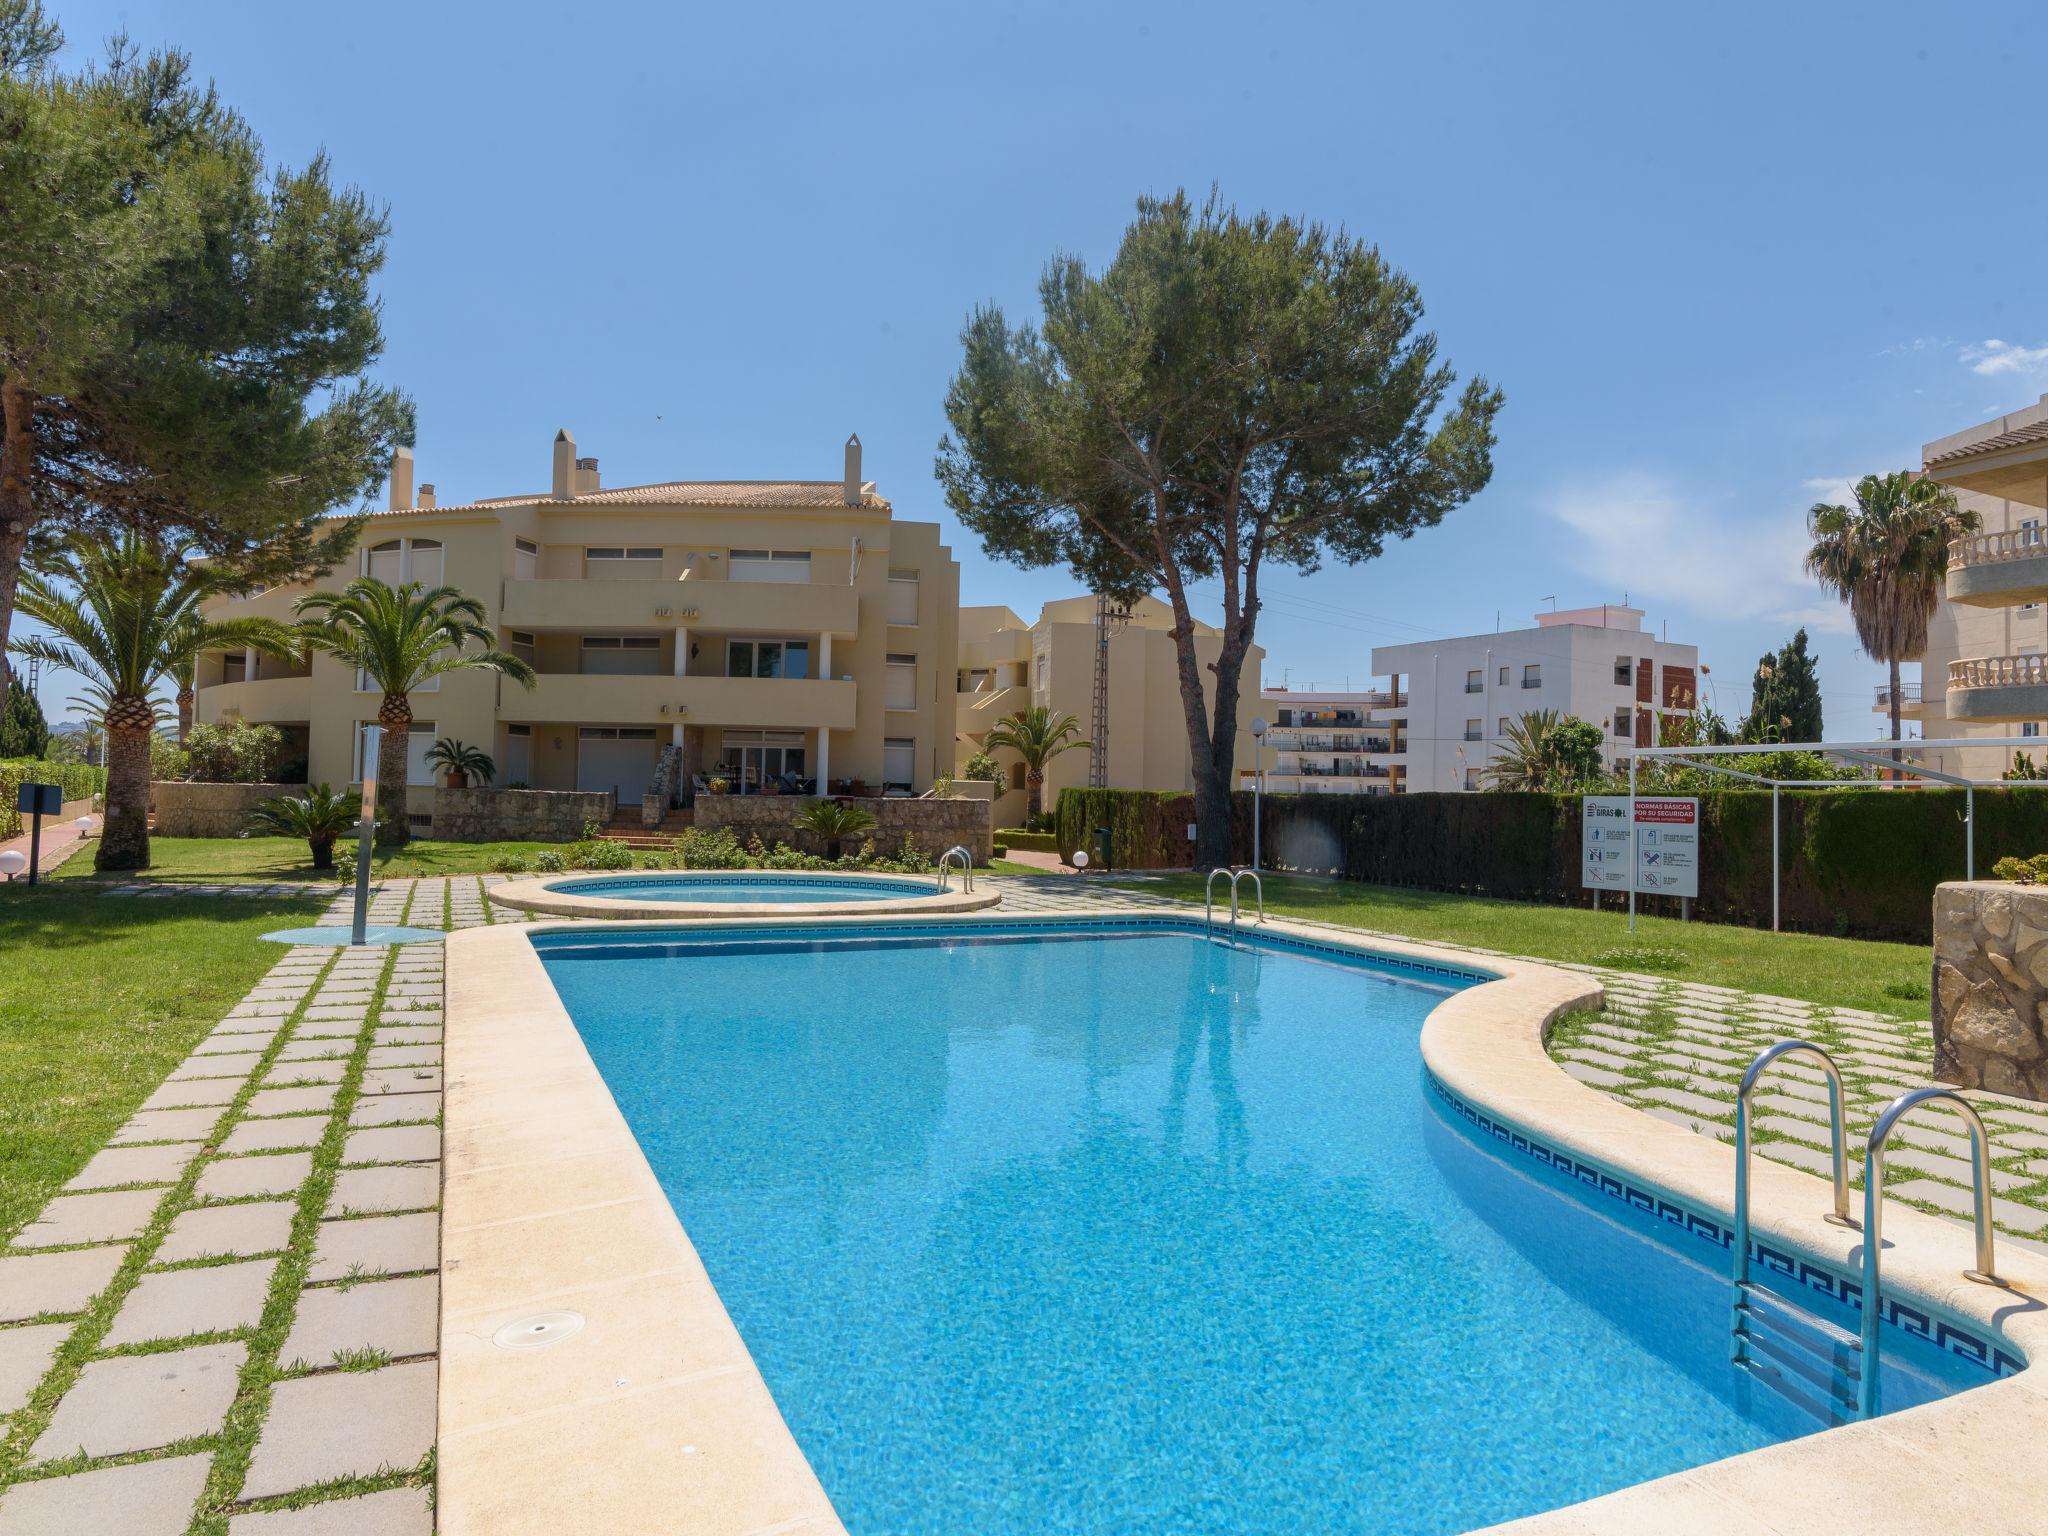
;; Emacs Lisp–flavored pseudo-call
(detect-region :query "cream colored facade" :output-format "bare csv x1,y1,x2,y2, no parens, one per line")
954,596,1264,827
1898,394,2048,780
197,431,960,812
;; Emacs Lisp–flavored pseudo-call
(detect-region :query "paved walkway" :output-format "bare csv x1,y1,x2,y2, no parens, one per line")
0,812,98,881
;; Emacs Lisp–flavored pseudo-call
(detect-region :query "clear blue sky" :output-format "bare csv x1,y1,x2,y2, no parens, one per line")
26,0,2048,736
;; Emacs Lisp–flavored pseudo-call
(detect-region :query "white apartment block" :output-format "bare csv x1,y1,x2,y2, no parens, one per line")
1238,688,1400,795
1893,394,2048,781
1369,605,1699,793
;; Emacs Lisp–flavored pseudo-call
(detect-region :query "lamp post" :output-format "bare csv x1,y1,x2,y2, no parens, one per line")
352,726,381,946
1250,716,1267,872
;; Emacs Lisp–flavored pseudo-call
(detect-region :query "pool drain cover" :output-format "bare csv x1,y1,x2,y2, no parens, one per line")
493,1311,585,1350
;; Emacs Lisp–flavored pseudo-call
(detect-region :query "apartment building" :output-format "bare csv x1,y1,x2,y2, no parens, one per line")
1236,688,1401,795
1369,605,1699,792
1908,393,2048,779
196,430,960,810
955,596,1264,826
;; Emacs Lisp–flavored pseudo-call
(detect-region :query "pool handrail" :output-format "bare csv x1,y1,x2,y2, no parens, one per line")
936,845,974,893
1858,1085,2001,1417
1204,867,1265,941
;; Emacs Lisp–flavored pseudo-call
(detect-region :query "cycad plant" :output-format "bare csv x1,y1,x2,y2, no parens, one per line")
245,783,362,869
295,579,535,843
793,797,878,860
1806,472,1978,750
11,531,298,869
983,706,1090,824
425,738,495,788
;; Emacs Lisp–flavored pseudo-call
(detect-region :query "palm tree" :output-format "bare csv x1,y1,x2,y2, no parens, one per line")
983,706,1091,825
1807,472,1978,754
12,532,298,870
296,579,536,844
425,738,495,788
245,783,362,869
1481,709,1567,791
793,798,878,861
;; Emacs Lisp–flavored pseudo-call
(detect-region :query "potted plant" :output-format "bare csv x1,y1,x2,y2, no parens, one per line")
425,737,495,789
707,776,732,795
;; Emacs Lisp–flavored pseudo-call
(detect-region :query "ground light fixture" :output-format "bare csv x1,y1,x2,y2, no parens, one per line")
0,850,24,880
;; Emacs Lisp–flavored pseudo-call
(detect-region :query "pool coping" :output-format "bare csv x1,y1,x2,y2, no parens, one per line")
1422,963,2048,1534
488,869,1001,920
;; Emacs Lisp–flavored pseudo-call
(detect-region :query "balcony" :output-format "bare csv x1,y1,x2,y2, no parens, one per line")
518,673,856,731
1947,656,2048,723
1946,529,2048,609
198,676,313,725
956,684,1030,732
500,579,860,636
1872,681,1924,718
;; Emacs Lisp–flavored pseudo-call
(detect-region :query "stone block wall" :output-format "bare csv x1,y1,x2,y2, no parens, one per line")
151,781,293,838
432,787,614,844
1933,880,2048,1102
695,795,994,862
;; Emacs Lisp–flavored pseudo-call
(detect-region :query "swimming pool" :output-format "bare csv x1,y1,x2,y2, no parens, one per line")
489,868,1001,919
534,920,1996,1535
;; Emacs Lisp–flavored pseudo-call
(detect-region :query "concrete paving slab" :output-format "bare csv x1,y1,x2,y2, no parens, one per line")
0,1245,127,1322
342,1126,440,1165
157,1201,297,1264
104,1257,278,1346
358,1068,441,1096
242,1359,435,1497
168,1052,262,1081
327,1165,438,1217
0,1452,211,1536
281,1274,437,1368
307,1213,437,1283
348,1093,438,1128
0,1321,68,1415
246,1086,340,1117
226,1487,433,1536
63,1142,201,1192
137,1078,242,1112
110,1108,222,1146
219,1116,329,1155
14,1189,161,1249
31,1341,246,1461
196,1152,313,1202
262,1059,348,1087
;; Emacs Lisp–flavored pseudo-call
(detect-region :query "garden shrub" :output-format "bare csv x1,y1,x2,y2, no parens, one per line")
677,826,750,869
567,838,634,871
183,721,285,783
531,849,566,873
997,828,1058,853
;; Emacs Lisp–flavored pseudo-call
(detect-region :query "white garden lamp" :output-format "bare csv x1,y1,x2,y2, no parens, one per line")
74,816,92,838
0,850,24,881
1249,716,1268,872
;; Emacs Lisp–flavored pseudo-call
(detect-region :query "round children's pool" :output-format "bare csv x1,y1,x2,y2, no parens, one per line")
488,869,1001,919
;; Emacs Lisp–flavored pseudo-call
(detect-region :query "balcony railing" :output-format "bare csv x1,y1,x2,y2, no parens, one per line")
1463,681,1483,693
1873,681,1922,706
1950,655,2048,690
1949,528,2046,571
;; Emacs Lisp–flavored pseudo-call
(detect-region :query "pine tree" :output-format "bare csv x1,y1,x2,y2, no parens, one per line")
0,4,410,703
1742,628,1824,744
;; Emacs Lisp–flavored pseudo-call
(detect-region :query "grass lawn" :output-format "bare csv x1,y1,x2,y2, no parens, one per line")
1109,871,1931,1016
0,877,327,1242
52,835,563,883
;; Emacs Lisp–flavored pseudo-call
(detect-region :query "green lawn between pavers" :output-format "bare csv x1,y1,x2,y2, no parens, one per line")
1105,871,1930,1016
53,836,565,883
0,880,327,1242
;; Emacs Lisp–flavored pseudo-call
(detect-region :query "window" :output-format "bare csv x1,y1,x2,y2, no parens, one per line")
887,569,919,625
222,653,247,684
1497,718,1510,736
1462,768,1478,790
882,737,916,790
725,639,810,679
1498,666,1509,685
1522,664,1541,689
356,721,437,786
886,653,918,711
728,549,811,584
1614,710,1632,739
717,729,806,794
1615,655,1633,686
366,537,441,587
585,547,660,580
1464,669,1483,693
580,635,662,676
959,668,994,693
408,538,443,587
2025,723,2042,739
2024,518,2043,548
1035,653,1048,690
514,537,538,581
1464,719,1481,741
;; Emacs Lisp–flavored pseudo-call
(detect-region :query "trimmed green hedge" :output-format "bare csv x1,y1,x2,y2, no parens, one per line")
1057,785,2048,942
0,759,106,840
995,828,1059,853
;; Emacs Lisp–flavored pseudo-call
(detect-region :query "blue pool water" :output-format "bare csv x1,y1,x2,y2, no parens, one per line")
537,921,1993,1535
542,872,936,904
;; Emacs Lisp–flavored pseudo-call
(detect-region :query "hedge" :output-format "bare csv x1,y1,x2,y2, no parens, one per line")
1055,785,2048,943
995,829,1059,853
0,759,107,841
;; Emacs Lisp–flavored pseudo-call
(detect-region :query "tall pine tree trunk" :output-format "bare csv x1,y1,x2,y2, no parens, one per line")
98,696,156,871
0,379,36,710
375,696,412,846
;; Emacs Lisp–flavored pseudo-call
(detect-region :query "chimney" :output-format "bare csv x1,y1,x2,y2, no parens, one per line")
417,483,436,509
551,429,576,500
574,456,601,495
843,433,862,506
387,446,414,511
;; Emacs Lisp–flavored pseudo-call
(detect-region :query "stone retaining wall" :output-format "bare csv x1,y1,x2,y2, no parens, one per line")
432,787,614,843
695,795,994,862
1933,879,2048,1102
151,781,290,837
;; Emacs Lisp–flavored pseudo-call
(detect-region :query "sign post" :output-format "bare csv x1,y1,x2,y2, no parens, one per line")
1584,793,1699,930
14,783,61,886
351,727,381,947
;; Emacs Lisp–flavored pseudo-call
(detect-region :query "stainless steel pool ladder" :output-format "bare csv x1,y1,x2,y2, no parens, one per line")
936,845,974,893
1856,1086,2001,1418
1203,867,1263,942
1729,1041,1861,1422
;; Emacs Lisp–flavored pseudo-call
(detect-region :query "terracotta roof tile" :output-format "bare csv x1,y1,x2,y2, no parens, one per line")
362,480,887,519
1926,419,2048,467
